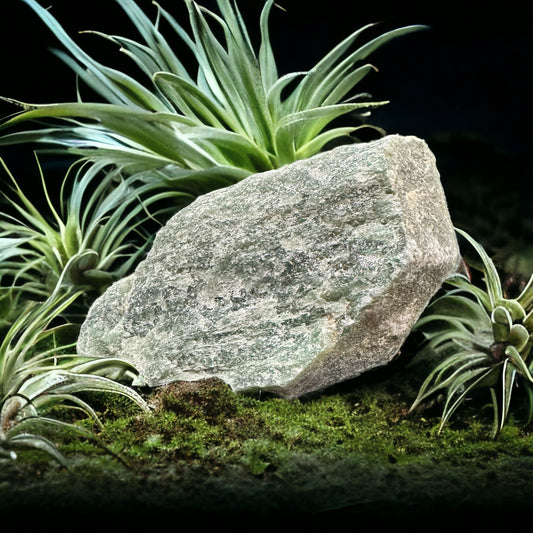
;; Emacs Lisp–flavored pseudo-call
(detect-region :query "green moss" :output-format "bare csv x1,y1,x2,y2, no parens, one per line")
97,373,533,481
2,369,533,521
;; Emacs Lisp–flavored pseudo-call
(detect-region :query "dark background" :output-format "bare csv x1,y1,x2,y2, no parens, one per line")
0,0,532,272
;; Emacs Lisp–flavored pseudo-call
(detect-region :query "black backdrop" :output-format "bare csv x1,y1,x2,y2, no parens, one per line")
0,0,531,263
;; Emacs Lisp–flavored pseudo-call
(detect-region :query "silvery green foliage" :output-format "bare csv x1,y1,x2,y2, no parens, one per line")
0,268,149,464
0,0,425,186
410,229,533,437
0,157,189,310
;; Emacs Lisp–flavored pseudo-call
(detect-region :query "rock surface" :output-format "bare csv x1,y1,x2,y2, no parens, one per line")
77,135,460,398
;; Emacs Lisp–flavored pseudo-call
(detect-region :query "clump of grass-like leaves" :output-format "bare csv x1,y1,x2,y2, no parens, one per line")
0,157,157,465
0,0,426,188
410,228,533,438
0,267,149,465
0,157,190,318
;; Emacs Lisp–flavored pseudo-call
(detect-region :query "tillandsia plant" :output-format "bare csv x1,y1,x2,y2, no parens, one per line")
0,0,426,188
0,266,149,465
410,228,533,438
0,156,191,316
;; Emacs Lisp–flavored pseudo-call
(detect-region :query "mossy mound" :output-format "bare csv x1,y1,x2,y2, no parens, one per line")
2,360,533,526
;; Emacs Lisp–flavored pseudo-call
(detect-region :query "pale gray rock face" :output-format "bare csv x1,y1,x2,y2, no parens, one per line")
77,135,460,398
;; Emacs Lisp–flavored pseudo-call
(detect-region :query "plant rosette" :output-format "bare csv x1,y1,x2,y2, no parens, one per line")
0,263,149,465
0,0,426,188
410,228,533,437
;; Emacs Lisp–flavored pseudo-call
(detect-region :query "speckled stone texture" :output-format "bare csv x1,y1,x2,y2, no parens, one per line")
77,135,460,398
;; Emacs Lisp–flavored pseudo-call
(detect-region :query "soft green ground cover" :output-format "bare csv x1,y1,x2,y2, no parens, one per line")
2,357,533,522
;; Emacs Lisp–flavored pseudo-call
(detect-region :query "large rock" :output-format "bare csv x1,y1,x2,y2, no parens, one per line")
77,135,460,398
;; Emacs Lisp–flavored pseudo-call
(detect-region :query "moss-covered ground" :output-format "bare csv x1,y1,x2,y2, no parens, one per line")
2,351,533,527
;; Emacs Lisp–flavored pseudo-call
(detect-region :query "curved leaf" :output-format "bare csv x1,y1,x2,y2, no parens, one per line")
506,344,533,381
508,324,530,352
456,228,503,307
5,432,68,466
517,274,533,313
154,71,235,130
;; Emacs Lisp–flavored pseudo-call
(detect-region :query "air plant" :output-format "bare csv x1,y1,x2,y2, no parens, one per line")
410,228,533,438
0,156,191,315
0,0,426,188
0,263,149,465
